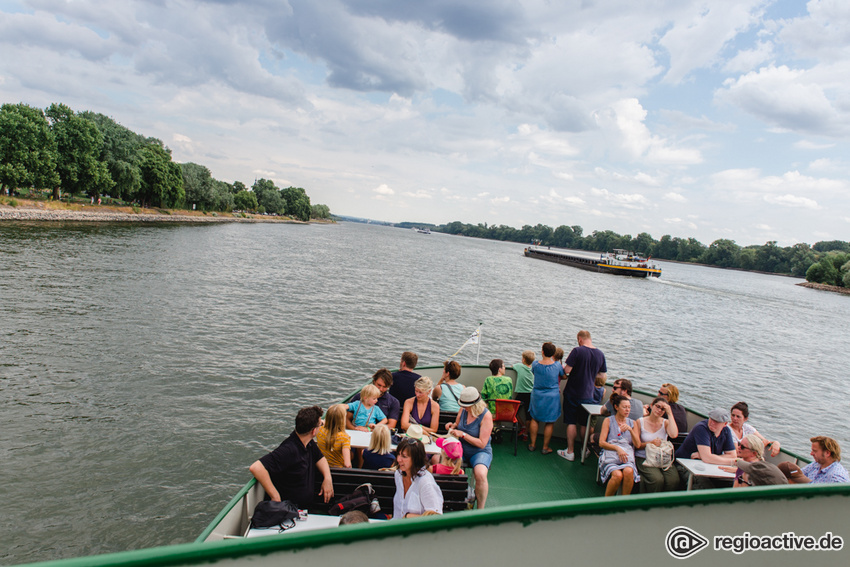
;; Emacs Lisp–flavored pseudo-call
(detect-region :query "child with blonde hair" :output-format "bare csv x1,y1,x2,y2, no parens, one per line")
362,423,396,470
317,404,352,468
432,438,464,475
347,384,388,432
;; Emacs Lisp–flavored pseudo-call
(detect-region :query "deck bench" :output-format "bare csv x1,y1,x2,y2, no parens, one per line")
312,467,471,516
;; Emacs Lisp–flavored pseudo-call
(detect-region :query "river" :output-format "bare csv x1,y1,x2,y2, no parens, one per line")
1,220,847,564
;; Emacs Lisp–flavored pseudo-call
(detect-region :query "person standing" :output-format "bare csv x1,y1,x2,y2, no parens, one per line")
528,342,565,455
558,330,607,461
390,351,421,403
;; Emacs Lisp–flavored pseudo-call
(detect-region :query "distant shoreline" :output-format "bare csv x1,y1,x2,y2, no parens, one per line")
0,201,324,224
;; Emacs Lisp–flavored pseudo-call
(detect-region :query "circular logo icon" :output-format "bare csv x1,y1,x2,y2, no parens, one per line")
666,526,709,559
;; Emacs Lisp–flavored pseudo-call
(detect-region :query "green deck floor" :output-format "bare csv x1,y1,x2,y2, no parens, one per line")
483,436,605,508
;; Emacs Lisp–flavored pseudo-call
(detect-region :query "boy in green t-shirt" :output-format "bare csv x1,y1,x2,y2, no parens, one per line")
481,358,513,415
512,350,535,436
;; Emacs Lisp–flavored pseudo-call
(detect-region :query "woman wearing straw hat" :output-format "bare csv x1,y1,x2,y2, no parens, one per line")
447,386,493,509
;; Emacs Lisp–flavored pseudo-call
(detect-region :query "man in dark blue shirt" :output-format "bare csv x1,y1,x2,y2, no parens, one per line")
675,408,737,465
560,330,607,461
249,406,334,508
389,351,421,403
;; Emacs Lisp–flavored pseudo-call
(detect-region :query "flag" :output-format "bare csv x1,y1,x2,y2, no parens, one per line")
449,324,482,358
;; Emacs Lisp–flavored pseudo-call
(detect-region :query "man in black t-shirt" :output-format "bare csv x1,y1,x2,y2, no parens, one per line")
249,406,334,508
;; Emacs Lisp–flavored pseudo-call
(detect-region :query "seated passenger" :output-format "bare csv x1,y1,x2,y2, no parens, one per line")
657,383,687,433
401,376,440,436
601,379,643,420
592,372,606,404
481,358,513,415
674,408,737,489
316,404,352,468
432,360,465,413
634,397,679,492
346,384,388,432
777,461,811,484
598,393,641,496
392,438,443,519
431,437,464,475
351,368,401,429
362,424,396,470
248,405,334,508
728,401,780,457
720,434,764,487
801,436,850,484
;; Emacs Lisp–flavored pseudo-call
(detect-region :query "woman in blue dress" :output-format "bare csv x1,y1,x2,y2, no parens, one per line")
528,342,565,455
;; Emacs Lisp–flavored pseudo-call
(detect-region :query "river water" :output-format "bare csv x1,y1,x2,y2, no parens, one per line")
1,221,848,564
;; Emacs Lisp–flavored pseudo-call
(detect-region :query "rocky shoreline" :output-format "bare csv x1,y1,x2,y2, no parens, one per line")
0,205,306,224
796,281,850,295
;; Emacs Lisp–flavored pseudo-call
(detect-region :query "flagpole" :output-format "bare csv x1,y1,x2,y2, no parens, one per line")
476,322,482,365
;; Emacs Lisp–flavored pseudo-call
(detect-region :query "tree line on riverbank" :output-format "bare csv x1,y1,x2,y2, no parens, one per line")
0,102,331,221
416,221,850,287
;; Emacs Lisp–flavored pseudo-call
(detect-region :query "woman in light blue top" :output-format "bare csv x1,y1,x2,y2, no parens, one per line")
433,360,464,412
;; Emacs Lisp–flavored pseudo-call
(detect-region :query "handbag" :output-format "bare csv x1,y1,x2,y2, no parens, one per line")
250,499,299,530
644,440,674,470
328,483,377,516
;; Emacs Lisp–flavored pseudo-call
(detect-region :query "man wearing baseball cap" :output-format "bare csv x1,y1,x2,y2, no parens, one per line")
674,408,738,489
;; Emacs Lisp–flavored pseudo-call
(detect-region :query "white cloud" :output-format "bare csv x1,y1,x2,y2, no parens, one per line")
764,194,819,209
373,184,395,196
664,192,687,203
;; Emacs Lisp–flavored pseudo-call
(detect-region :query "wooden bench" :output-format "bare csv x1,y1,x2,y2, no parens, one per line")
312,467,471,516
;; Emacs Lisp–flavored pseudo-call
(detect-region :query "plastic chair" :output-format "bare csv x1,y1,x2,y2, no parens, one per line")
490,399,522,456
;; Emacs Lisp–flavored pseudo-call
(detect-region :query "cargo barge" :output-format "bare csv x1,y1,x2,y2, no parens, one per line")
524,246,661,278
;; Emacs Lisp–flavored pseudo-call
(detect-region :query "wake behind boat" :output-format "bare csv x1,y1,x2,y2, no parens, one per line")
525,245,661,278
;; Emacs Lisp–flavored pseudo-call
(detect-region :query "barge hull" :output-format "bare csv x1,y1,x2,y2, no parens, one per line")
524,248,660,278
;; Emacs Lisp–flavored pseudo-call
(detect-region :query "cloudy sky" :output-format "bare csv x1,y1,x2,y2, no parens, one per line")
1,0,848,246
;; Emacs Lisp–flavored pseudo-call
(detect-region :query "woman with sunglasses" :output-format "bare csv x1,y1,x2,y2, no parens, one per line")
656,383,687,433
634,397,679,492
720,434,765,487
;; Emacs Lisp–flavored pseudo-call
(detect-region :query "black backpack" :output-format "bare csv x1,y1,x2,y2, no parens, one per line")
250,499,299,529
327,483,376,516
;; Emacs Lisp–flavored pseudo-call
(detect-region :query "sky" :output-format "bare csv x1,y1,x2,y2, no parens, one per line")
1,0,848,246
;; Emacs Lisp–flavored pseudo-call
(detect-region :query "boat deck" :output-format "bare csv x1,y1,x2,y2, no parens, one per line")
483,435,604,507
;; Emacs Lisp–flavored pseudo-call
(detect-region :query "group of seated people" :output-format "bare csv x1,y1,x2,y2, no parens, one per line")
591,381,849,495
249,351,502,521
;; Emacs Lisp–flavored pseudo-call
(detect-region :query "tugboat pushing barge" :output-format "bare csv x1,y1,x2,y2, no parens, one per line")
524,245,661,278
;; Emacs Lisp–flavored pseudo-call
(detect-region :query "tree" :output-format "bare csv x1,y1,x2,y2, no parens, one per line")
311,203,331,219
180,162,214,210
0,103,60,194
80,111,148,201
46,103,113,200
281,186,311,221
806,256,839,286
700,239,740,268
137,144,184,208
230,180,246,194
252,178,284,214
233,190,258,211
788,243,816,277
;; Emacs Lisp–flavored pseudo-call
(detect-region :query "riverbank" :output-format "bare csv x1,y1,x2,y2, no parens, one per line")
0,198,317,223
796,281,850,295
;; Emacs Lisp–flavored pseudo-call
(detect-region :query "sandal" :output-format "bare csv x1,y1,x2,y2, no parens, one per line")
541,448,553,455
527,444,536,452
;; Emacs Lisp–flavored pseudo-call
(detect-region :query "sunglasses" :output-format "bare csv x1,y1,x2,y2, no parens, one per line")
658,390,669,396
